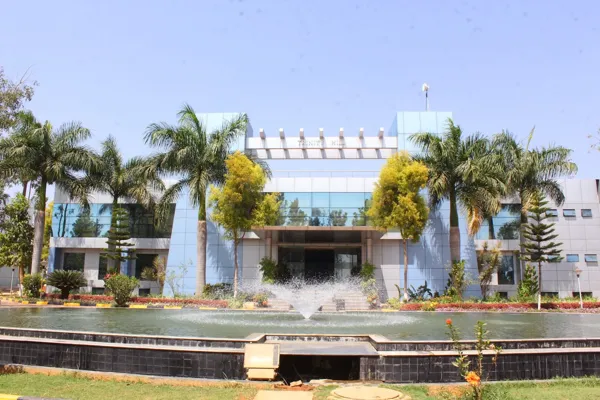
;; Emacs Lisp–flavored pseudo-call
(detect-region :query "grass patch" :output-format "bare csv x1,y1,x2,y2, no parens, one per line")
1,371,600,400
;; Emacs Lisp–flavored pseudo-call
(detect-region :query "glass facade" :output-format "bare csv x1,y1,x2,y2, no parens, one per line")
475,205,520,240
52,203,175,238
278,247,362,281
135,253,158,280
63,253,85,272
273,192,372,227
498,255,515,285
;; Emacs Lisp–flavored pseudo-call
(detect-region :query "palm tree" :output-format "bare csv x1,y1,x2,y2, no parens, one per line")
87,135,164,272
410,119,504,263
0,110,97,274
492,130,577,276
144,104,251,295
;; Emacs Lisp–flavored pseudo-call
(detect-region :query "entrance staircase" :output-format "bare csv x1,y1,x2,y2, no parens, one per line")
268,290,371,312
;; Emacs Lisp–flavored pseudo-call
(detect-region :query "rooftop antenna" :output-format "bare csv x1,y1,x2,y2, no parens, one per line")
422,83,430,111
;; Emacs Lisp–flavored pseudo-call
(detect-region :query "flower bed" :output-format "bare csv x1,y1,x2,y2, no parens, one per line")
395,301,600,312
44,294,228,308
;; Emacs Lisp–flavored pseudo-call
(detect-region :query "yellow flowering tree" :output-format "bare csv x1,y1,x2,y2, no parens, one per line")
367,152,429,301
209,152,280,297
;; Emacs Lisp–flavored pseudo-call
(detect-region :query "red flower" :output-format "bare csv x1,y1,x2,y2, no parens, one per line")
446,318,452,326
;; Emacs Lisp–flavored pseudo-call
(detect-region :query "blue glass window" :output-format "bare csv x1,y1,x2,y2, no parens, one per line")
547,209,558,217
566,254,579,263
52,203,175,239
475,204,520,240
274,193,371,227
582,209,593,218
498,255,515,284
563,209,576,218
585,254,598,263
548,255,560,263
63,253,85,272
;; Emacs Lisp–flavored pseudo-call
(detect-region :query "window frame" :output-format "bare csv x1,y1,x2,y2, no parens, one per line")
584,254,598,263
566,254,580,263
581,209,593,218
562,209,576,218
546,209,558,217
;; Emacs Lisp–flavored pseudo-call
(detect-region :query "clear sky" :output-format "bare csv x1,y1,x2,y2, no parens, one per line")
1,0,599,192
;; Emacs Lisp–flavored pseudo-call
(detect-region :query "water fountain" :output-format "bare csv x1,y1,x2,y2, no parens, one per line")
243,277,363,319
263,280,358,319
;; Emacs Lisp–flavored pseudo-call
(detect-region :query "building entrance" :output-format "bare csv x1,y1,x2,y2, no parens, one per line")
304,249,335,281
278,246,361,282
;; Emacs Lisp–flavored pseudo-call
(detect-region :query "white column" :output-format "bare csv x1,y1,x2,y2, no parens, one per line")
366,231,373,263
265,231,272,260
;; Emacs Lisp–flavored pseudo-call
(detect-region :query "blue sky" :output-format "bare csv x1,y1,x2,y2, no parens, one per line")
1,0,598,191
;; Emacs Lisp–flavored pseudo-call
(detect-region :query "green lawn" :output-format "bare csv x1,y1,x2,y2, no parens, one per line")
1,373,600,400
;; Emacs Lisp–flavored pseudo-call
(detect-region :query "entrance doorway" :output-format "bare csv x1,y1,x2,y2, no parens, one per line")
304,249,334,282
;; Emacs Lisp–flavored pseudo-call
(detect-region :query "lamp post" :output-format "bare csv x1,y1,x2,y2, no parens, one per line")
422,83,429,111
10,268,14,294
574,267,583,309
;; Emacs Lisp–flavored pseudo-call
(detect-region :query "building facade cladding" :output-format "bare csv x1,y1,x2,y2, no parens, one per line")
47,111,600,299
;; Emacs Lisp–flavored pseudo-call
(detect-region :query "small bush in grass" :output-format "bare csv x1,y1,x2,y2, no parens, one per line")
47,270,87,299
22,273,44,298
104,275,138,307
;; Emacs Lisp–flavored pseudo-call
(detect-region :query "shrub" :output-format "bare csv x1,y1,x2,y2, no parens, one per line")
258,257,291,284
252,292,268,307
445,319,501,400
408,281,433,301
202,283,233,299
387,297,402,310
518,264,539,300
104,274,139,307
140,256,166,295
47,270,87,299
22,273,44,298
359,262,375,281
445,260,469,299
421,301,437,311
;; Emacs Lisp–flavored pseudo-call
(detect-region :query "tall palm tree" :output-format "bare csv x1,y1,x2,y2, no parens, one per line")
87,135,164,272
410,119,504,263
492,130,577,276
144,104,251,295
0,110,97,274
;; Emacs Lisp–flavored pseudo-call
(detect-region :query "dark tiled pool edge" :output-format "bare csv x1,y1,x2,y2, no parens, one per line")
1,327,599,383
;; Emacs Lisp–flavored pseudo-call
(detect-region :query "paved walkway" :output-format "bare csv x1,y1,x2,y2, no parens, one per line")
254,391,312,400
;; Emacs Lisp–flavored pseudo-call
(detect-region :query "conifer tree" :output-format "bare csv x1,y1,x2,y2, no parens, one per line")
520,191,562,309
104,206,135,274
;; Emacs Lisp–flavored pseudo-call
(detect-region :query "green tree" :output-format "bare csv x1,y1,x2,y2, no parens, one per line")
492,131,576,276
286,199,307,226
0,67,36,132
0,194,34,283
367,152,429,301
41,201,53,262
144,105,252,295
520,191,562,309
476,242,501,300
351,199,372,226
87,136,162,270
71,208,101,237
329,209,348,226
518,264,539,300
410,119,504,263
209,152,280,297
104,206,135,273
0,111,97,275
